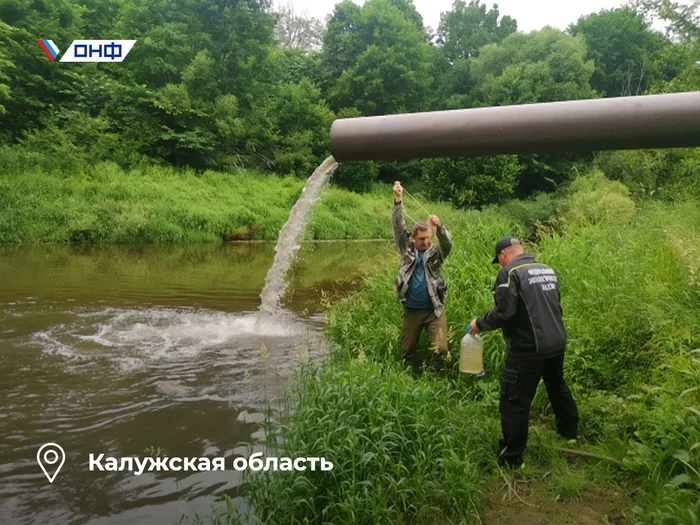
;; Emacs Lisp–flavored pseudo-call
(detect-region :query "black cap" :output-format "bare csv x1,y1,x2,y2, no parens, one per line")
492,236,520,263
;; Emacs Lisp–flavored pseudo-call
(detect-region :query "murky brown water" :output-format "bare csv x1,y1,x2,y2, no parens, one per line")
0,241,392,525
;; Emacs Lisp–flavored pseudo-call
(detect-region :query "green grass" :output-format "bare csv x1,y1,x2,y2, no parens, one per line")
0,153,445,244
0,158,302,243
9,148,696,522
236,179,700,524
244,359,499,523
0,144,529,245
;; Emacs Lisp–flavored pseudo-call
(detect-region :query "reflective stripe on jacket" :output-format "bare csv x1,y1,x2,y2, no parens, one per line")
476,253,567,356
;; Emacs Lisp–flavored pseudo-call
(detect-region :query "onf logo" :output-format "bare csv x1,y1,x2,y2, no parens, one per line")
37,39,136,62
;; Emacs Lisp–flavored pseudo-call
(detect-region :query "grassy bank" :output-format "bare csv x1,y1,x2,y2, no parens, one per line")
237,173,699,524
0,150,454,244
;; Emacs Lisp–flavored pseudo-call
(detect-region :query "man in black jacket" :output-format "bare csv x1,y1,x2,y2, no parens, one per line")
469,236,579,468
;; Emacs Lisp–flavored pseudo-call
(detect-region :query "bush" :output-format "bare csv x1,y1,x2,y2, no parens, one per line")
331,161,379,193
421,155,523,209
595,148,700,201
18,110,121,175
594,149,667,198
559,169,635,226
496,192,559,240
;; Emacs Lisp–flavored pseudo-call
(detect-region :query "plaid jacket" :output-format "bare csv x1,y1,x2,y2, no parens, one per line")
392,202,453,318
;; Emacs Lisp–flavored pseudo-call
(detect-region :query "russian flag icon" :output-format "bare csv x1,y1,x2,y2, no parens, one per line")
37,39,60,61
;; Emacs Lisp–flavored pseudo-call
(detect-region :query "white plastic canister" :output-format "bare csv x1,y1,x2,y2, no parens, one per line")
460,329,485,376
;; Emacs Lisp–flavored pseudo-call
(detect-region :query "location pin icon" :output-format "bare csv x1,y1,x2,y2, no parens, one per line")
37,443,65,483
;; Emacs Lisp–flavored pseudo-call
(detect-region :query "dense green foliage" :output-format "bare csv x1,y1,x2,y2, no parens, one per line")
595,147,700,199
247,361,496,523
437,1,517,62
1,0,698,207
569,7,671,97
321,0,433,116
421,154,523,208
242,172,700,524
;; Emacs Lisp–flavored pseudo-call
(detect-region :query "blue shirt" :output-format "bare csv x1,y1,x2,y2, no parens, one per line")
404,251,432,309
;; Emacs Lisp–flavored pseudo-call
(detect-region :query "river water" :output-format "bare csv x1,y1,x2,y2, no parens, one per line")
0,241,391,525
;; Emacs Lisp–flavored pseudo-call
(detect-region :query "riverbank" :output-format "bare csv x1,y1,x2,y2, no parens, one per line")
0,157,396,244
1,144,559,246
236,178,700,523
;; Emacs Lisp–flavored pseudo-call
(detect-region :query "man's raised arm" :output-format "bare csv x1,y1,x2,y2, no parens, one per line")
392,181,410,254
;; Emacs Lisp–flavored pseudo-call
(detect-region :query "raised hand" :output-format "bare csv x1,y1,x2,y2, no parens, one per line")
393,181,403,202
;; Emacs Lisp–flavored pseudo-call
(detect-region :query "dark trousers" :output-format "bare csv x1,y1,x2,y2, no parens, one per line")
498,352,579,467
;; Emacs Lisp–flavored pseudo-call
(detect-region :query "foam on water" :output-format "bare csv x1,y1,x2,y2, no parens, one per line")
31,307,315,365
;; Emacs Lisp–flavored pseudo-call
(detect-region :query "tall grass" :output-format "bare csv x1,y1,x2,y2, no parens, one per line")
245,360,499,524
239,172,699,523
0,157,305,243
0,153,445,244
0,144,526,245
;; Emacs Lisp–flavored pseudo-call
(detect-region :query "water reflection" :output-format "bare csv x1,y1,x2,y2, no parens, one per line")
0,241,392,525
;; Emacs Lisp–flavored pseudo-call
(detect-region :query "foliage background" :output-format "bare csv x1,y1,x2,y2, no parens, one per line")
1,0,698,210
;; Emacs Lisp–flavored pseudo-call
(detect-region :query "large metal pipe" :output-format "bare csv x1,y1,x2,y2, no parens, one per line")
329,92,700,161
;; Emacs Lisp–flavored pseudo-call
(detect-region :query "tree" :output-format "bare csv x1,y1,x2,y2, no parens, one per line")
631,0,700,92
114,0,276,103
430,1,517,110
463,29,597,196
468,29,596,107
81,0,124,37
274,1,324,51
247,77,335,175
437,1,517,61
103,0,280,169
266,47,323,85
320,1,363,88
569,8,669,97
631,0,699,42
386,0,425,32
433,57,474,109
0,24,13,118
321,0,433,115
422,155,522,208
0,0,84,139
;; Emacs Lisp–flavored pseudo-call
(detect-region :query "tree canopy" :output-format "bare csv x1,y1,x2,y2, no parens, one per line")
0,0,697,206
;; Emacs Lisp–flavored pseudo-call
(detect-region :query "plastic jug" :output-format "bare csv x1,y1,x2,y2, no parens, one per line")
460,328,485,376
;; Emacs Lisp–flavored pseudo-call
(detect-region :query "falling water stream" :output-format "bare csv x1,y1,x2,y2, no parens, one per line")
259,156,338,315
0,156,394,525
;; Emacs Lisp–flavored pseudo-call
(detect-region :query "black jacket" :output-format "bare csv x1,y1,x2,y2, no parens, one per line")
476,253,566,357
